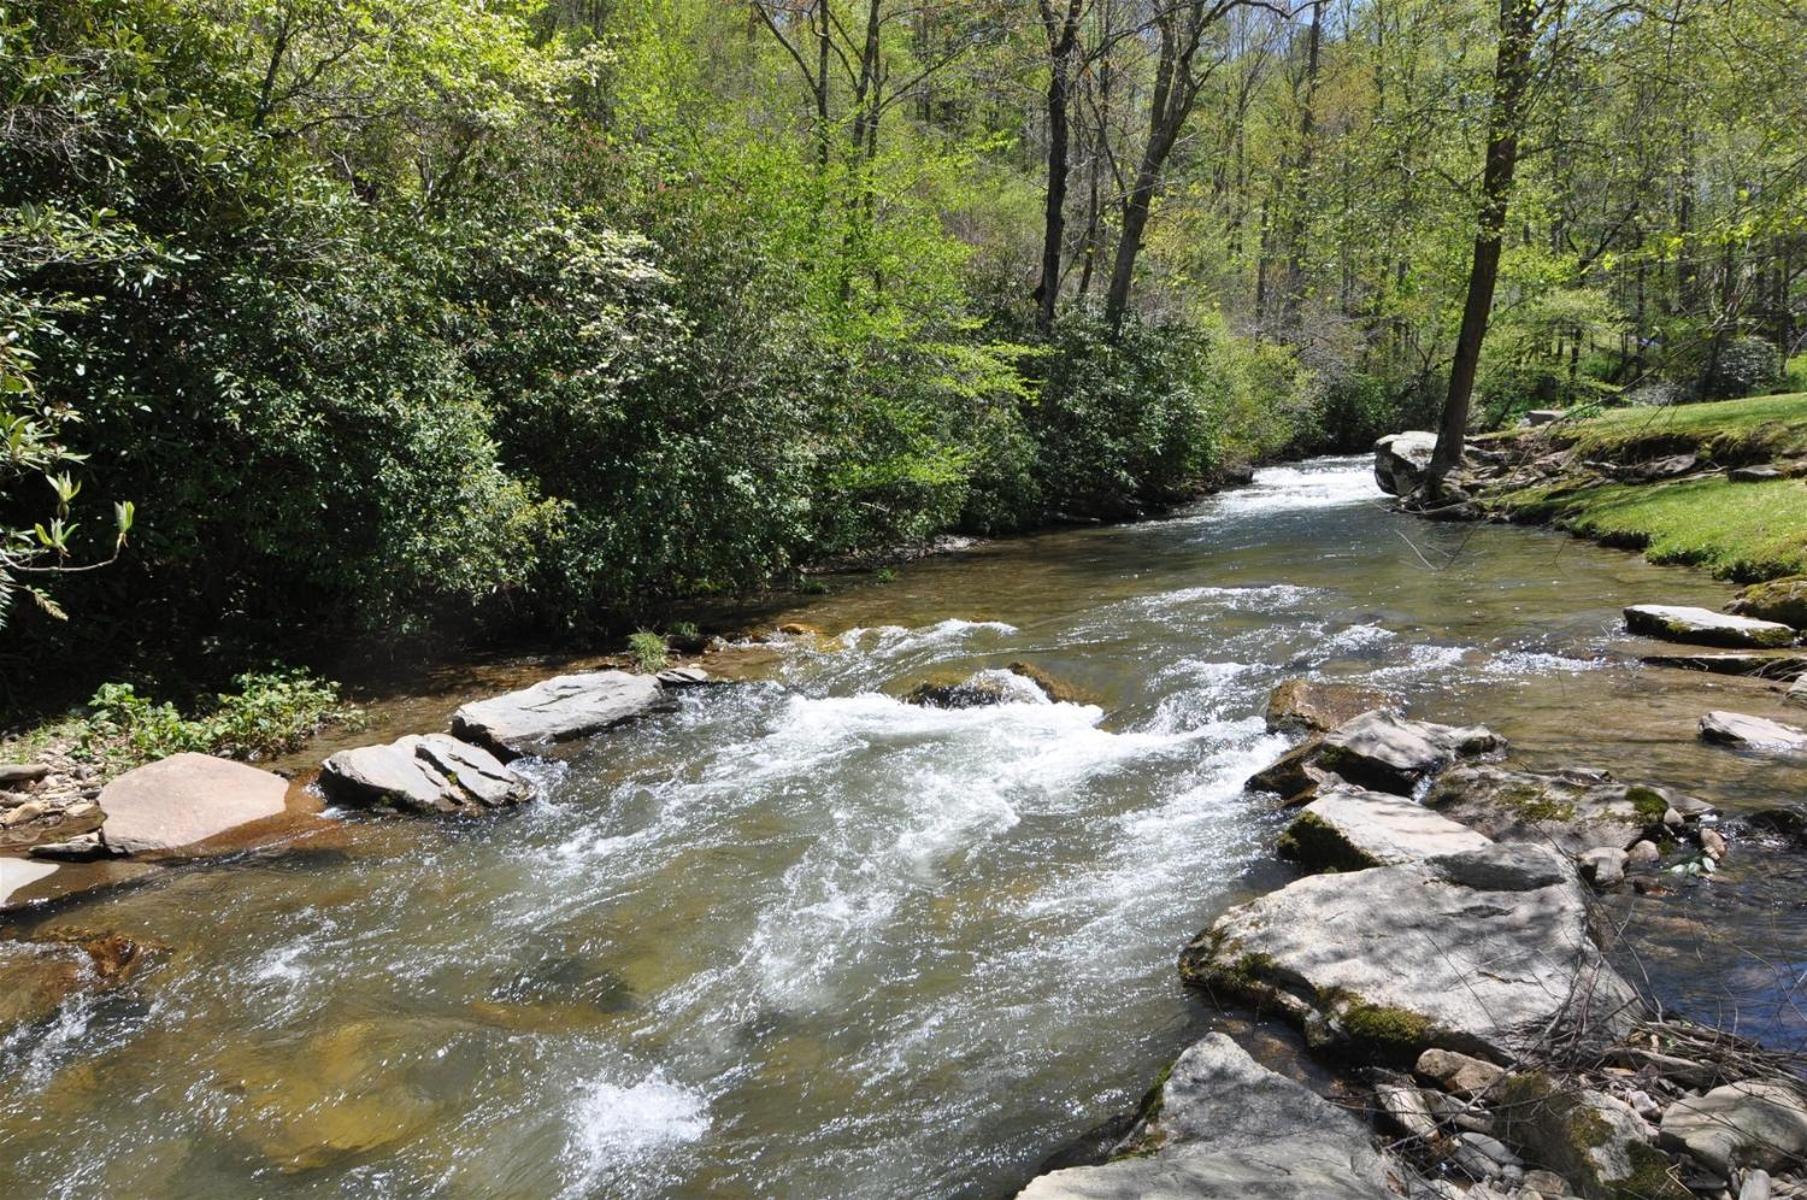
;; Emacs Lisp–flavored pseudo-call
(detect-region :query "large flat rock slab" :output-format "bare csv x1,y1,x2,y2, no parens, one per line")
1278,786,1492,871
451,671,674,757
320,735,530,815
1624,605,1796,649
98,753,290,856
1015,1034,1391,1199
1181,843,1643,1062
1699,711,1807,756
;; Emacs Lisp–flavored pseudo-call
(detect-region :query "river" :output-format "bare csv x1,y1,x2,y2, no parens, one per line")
4,457,1805,1199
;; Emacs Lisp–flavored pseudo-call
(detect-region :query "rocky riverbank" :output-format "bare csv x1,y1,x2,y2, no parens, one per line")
1013,673,1807,1200
1375,392,1807,585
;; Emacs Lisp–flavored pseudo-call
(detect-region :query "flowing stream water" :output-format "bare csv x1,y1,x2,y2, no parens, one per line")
4,457,1807,1199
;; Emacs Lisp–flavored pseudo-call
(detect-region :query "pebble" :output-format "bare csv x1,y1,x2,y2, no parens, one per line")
1628,839,1662,865
1744,1169,1774,1200
1702,827,1728,858
1664,806,1685,828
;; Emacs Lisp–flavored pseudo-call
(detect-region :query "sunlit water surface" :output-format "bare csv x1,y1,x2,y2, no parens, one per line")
5,458,1807,1199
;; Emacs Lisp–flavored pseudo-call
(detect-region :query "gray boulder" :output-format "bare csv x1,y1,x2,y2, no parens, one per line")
1625,605,1796,650
1014,1034,1392,1200
1424,766,1694,857
320,735,530,815
451,670,674,757
1181,842,1643,1062
1375,431,1439,497
1319,710,1504,795
1246,737,1334,806
1659,1081,1807,1177
1699,711,1807,756
1278,786,1493,871
98,752,289,856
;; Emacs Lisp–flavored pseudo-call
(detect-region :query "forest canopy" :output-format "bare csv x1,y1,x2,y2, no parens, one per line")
3,0,1803,693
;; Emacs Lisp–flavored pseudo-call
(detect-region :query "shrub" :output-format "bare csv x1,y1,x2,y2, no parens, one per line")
1700,336,1780,400
627,630,668,673
82,668,356,770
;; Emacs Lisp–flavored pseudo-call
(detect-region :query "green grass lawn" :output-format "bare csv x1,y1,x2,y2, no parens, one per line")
1486,393,1807,582
1555,391,1807,461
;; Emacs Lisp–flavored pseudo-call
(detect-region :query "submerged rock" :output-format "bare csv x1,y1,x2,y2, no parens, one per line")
1264,679,1400,735
1375,431,1439,497
451,670,675,758
1278,786,1492,871
0,928,158,1033
1014,1033,1391,1199
1659,1081,1807,1177
1495,1073,1689,1200
1318,710,1504,795
1180,843,1642,1062
321,735,530,815
1624,605,1796,650
1639,651,1807,680
97,752,289,856
1699,711,1807,755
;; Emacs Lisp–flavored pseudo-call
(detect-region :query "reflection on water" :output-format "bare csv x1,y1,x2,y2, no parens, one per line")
4,457,1807,1198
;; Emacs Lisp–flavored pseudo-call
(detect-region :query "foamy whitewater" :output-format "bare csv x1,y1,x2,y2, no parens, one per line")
7,457,1759,1200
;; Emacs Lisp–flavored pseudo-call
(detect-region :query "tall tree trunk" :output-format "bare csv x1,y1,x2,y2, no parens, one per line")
1427,0,1542,488
1281,0,1324,327
1036,0,1084,335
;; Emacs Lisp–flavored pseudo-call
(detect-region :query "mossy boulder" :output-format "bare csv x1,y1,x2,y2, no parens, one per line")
1495,1072,1689,1200
1729,576,1807,630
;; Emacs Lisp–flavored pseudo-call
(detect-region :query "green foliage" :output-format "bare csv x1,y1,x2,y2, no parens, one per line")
82,668,356,770
626,630,668,673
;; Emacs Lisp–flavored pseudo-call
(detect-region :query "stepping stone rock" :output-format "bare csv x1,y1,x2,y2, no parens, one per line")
1660,1081,1807,1177
1015,1033,1391,1199
98,753,289,856
1278,786,1493,871
1319,710,1504,795
451,670,674,757
655,666,712,687
1264,679,1400,735
1524,409,1564,427
1625,605,1796,649
320,735,530,815
1699,711,1807,755
1181,843,1643,1062
1375,431,1439,497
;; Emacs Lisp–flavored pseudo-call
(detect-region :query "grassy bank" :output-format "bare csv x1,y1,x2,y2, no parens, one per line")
1484,393,1807,583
